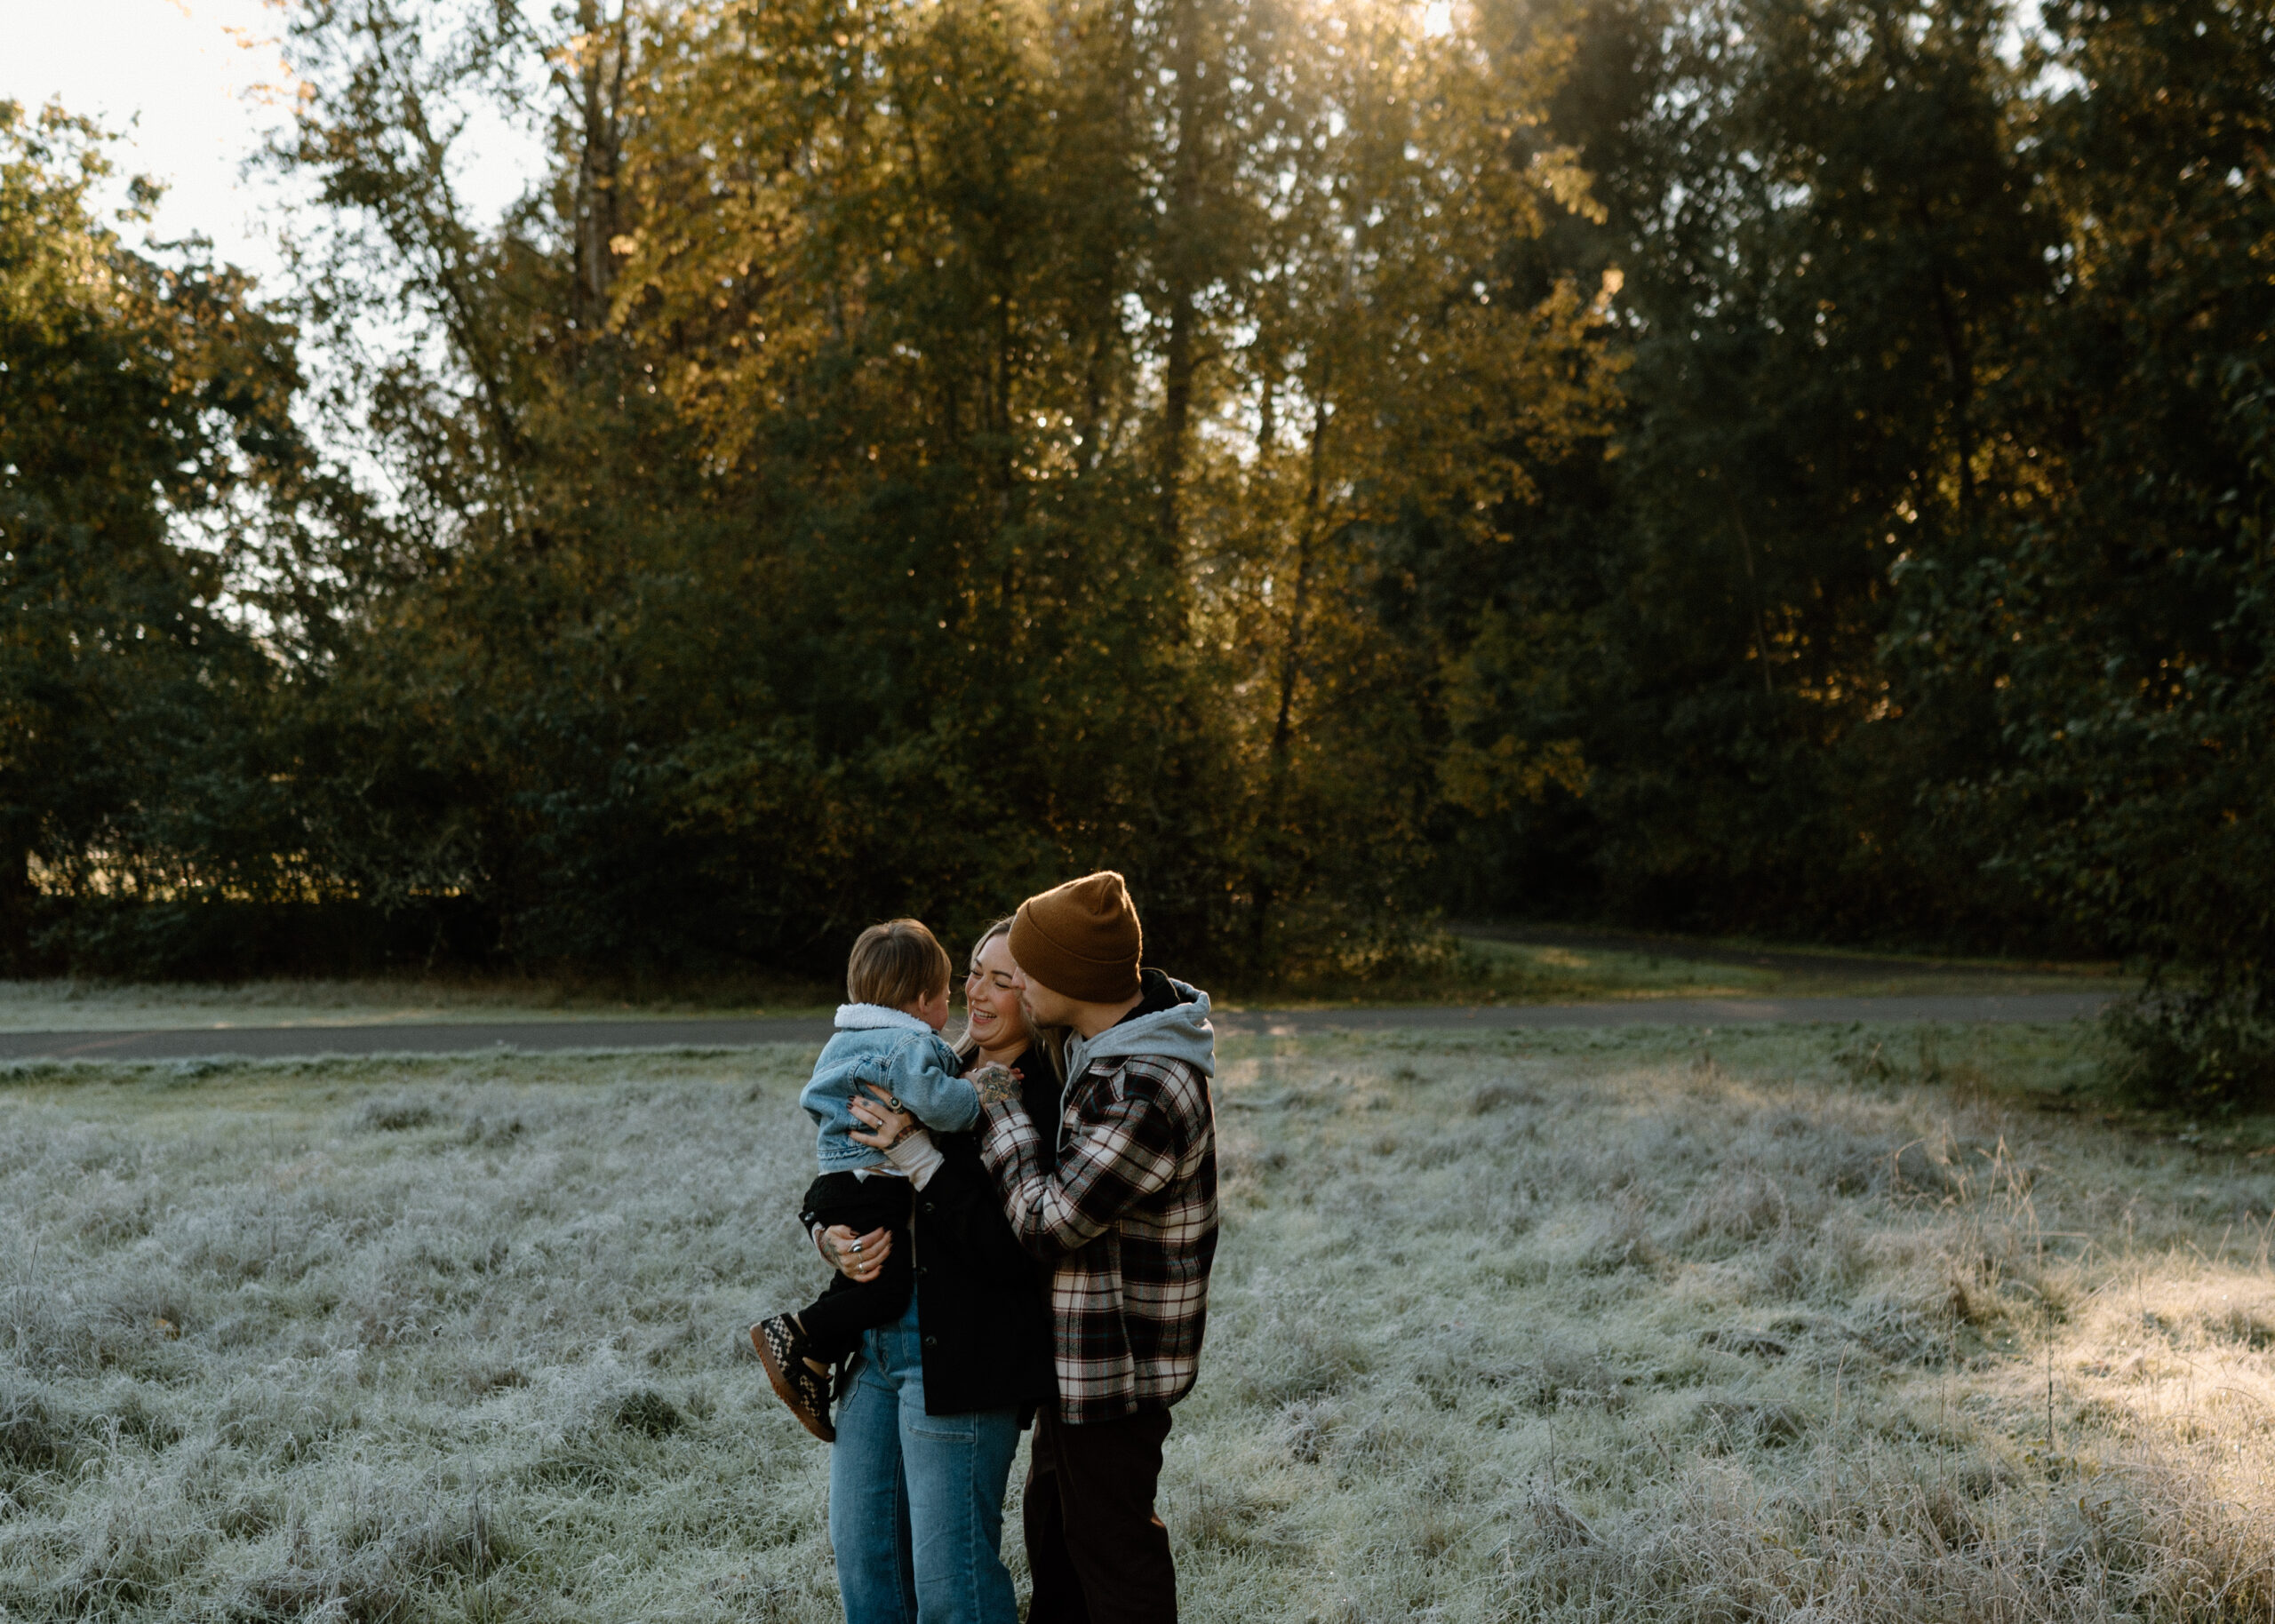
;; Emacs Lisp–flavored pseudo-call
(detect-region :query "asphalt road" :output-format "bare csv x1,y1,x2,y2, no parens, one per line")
1452,921,2088,980
0,991,2114,1063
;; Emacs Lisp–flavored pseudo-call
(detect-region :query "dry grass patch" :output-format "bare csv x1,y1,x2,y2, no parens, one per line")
0,1025,2270,1621
1191,1024,2275,1622
0,975,837,1033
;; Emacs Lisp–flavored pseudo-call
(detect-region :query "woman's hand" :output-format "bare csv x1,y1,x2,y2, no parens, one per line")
848,1083,921,1150
817,1222,891,1282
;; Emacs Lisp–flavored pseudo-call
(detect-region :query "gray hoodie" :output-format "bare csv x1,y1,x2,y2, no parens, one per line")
1061,975,1216,1148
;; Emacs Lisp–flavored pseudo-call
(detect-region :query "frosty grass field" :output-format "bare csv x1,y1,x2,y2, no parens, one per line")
4,1023,2273,1622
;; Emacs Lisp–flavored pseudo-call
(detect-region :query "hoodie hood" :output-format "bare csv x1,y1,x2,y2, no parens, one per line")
1068,977,1216,1080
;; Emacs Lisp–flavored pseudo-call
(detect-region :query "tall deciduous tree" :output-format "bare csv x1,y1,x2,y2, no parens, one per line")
1897,0,2275,1095
1439,0,2053,942
253,0,1618,973
0,102,313,972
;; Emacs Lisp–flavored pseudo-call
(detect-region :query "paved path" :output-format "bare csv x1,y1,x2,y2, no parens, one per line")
1451,921,2091,981
0,991,2113,1063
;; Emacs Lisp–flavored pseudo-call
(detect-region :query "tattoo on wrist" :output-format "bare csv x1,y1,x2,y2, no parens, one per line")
969,1063,1021,1108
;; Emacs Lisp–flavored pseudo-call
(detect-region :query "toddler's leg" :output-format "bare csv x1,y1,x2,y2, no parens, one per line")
754,1172,914,1443
796,1235,914,1359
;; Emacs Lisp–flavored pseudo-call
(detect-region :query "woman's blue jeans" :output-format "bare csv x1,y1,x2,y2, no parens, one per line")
828,1296,1021,1624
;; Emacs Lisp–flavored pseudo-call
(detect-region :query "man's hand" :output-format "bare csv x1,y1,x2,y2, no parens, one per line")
968,1062,1023,1108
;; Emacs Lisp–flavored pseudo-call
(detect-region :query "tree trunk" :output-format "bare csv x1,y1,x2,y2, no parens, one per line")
1249,395,1329,963
0,846,33,975
1156,0,1206,552
569,0,631,340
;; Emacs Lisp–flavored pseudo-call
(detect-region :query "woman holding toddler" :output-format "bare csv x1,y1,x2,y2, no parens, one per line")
779,918,1061,1624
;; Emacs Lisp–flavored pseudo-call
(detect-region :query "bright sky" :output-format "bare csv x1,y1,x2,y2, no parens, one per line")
0,0,535,289
3,0,302,279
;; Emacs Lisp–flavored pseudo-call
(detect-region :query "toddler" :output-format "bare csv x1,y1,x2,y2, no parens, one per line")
752,918,978,1442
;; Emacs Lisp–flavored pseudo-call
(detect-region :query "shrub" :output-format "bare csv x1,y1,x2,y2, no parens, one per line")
2103,985,2275,1111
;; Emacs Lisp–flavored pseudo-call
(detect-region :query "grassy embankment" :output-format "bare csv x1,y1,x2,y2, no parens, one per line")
0,930,2125,1032
4,1022,2270,1621
1271,930,2126,1007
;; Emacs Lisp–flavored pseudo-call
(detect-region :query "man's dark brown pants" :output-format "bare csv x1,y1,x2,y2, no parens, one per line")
1024,1407,1177,1624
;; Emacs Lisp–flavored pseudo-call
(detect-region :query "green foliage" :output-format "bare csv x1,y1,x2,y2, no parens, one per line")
1474,0,2271,1090
0,102,320,975
1889,0,2275,1098
234,0,1617,976
2103,988,2275,1112
1433,0,2061,943
5,0,2272,1018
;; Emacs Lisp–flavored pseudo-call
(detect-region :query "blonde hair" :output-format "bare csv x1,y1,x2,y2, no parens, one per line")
847,919,953,1009
957,915,1066,1085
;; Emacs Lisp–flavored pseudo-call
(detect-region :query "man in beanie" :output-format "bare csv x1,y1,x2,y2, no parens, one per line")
966,871,1217,1624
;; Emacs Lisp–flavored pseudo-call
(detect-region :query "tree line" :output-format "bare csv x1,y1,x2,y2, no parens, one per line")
3,0,2271,1080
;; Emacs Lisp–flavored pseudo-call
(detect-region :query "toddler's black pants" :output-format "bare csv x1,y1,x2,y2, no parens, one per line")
794,1170,914,1362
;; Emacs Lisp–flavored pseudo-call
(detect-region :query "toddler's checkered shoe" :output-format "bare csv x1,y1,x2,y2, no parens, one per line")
753,1315,835,1443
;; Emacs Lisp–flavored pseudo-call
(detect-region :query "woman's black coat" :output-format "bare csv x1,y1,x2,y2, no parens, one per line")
907,1046,1058,1416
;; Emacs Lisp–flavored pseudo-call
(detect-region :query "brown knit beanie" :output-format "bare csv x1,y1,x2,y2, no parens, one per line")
1009,872,1144,1003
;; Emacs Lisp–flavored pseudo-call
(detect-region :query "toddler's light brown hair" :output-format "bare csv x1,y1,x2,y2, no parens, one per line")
847,919,953,1010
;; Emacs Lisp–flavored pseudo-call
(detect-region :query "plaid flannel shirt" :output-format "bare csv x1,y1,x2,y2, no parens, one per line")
978,1051,1219,1424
